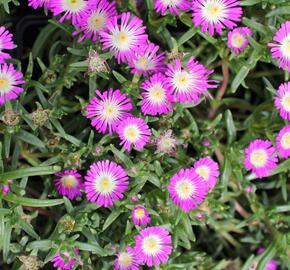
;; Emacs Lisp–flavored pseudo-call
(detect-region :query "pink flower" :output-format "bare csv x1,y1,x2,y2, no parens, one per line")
51,248,81,270
28,0,51,9
256,248,278,270
132,205,150,226
0,26,15,63
99,12,148,63
84,160,129,207
116,117,151,151
140,73,172,116
228,27,252,54
114,246,140,270
165,56,217,103
192,0,243,36
54,169,83,200
128,43,166,76
134,226,172,267
276,125,290,159
0,63,25,105
274,82,290,120
2,184,10,194
86,88,133,135
244,139,278,178
154,0,190,15
50,0,89,25
268,21,290,72
167,168,208,211
73,0,117,42
193,157,219,190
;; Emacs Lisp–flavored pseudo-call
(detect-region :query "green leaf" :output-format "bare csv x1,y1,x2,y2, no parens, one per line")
76,242,105,256
112,70,127,83
178,28,196,47
0,166,61,181
102,209,122,231
225,110,236,144
2,194,64,207
110,145,133,168
15,129,46,148
231,66,250,93
18,218,40,239
2,221,11,261
266,6,290,17
27,240,53,250
256,241,276,270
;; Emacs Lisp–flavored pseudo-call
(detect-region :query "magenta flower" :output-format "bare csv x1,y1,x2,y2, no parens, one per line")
167,168,208,211
256,248,278,270
154,0,190,15
192,0,243,36
193,157,219,190
165,56,217,103
134,226,172,267
2,184,10,194
268,21,290,72
140,73,173,116
99,12,148,63
50,0,89,25
0,26,15,63
73,0,117,42
132,205,151,226
116,117,151,151
228,27,252,54
51,248,81,270
275,82,290,120
54,169,82,200
128,43,166,76
28,0,51,9
276,125,290,159
84,160,129,207
244,139,278,178
114,246,140,270
86,88,133,135
0,63,25,105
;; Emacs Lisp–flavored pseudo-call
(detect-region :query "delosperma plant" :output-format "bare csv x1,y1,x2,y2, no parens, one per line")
0,0,289,269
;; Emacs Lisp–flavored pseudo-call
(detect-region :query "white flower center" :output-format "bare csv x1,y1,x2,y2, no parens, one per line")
142,235,161,256
148,84,166,104
134,208,145,219
112,30,132,51
281,132,290,149
61,175,78,188
173,70,194,93
202,0,226,23
0,75,13,95
281,34,290,59
88,11,106,31
231,33,245,48
123,124,141,143
134,56,153,71
160,0,181,6
94,173,116,195
102,100,120,122
281,93,290,112
250,149,267,168
175,179,195,199
195,165,210,181
63,0,86,12
118,252,132,267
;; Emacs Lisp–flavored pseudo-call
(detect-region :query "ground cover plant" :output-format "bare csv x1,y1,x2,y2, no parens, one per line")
0,0,289,269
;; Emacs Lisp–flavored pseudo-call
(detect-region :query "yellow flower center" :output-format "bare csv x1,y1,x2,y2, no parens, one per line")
281,132,290,149
142,235,161,255
196,166,210,180
281,35,290,59
175,179,195,199
281,94,290,112
94,174,116,195
118,253,132,267
202,1,225,23
124,125,140,142
231,33,245,48
250,150,267,168
88,12,106,31
61,175,77,188
148,84,166,103
134,208,145,219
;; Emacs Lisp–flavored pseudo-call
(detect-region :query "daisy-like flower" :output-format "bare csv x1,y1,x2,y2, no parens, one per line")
0,26,15,63
28,0,51,9
85,88,133,135
274,82,290,120
193,157,219,190
116,117,151,151
154,0,190,15
228,27,252,54
268,21,290,72
51,248,82,270
165,56,217,103
50,0,89,25
0,64,25,105
132,205,151,226
99,12,148,63
167,168,208,211
154,129,180,155
114,246,139,270
84,160,129,207
276,125,290,159
244,139,278,178
140,73,172,116
73,0,117,42
54,169,82,200
192,0,243,36
135,226,172,267
128,43,166,75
